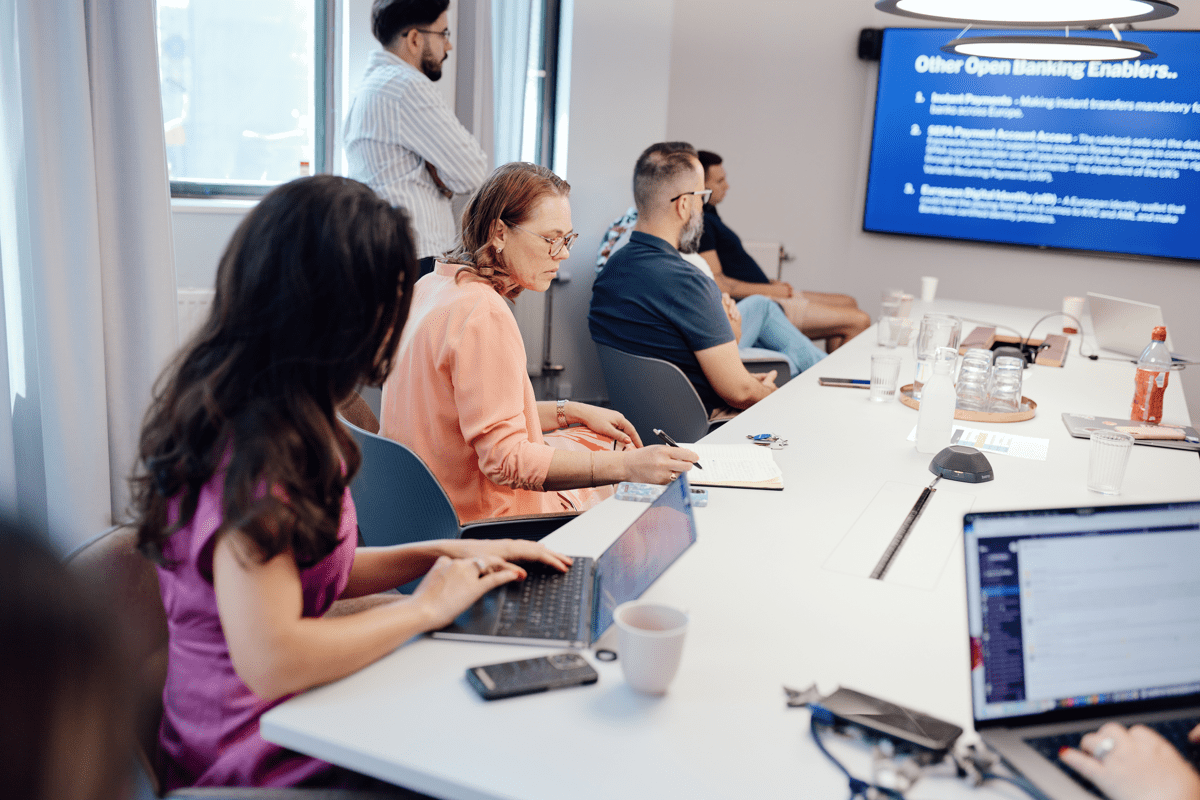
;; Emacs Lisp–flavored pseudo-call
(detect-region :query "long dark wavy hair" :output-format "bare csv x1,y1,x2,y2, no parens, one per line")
133,175,417,567
444,162,570,300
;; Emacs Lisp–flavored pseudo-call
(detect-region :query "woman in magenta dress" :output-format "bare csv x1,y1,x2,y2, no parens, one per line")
131,175,569,792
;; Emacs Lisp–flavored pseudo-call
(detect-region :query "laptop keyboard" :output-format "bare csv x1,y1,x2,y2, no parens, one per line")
1026,716,1200,797
494,559,587,641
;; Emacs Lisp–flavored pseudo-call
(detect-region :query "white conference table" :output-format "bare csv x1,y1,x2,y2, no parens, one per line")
263,298,1200,800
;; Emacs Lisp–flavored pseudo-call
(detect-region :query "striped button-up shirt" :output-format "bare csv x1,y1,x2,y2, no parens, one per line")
345,50,488,259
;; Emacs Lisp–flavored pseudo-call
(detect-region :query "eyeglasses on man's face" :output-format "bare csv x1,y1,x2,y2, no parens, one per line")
415,28,451,41
508,222,578,257
669,189,712,204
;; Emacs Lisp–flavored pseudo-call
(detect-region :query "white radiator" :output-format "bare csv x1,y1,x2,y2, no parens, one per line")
177,288,215,346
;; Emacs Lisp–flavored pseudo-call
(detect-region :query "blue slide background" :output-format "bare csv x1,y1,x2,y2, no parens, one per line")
864,29,1200,262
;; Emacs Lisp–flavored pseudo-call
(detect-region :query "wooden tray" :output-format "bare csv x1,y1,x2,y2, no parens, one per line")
899,384,1037,423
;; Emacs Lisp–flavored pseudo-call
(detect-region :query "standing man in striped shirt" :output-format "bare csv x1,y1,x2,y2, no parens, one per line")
346,0,488,276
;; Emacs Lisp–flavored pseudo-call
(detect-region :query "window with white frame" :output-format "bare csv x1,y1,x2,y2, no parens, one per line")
156,0,330,197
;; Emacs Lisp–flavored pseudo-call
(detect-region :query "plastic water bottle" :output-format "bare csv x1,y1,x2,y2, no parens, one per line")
916,347,957,454
1131,326,1171,423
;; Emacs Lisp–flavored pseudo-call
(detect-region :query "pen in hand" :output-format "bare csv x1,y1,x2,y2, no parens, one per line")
652,428,703,470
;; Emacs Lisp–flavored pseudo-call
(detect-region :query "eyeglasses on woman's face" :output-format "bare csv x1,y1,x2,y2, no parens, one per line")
508,222,578,257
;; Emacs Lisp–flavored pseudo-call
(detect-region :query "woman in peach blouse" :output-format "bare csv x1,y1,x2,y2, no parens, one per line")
381,162,696,524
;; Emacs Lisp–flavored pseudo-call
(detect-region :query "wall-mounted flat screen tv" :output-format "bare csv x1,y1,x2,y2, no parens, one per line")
863,28,1200,262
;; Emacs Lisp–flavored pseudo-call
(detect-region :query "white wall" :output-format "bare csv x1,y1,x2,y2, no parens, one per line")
666,3,1200,423
546,0,676,402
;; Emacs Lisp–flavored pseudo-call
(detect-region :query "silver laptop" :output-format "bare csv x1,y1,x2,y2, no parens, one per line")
432,475,697,648
964,502,1200,799
1087,292,1176,357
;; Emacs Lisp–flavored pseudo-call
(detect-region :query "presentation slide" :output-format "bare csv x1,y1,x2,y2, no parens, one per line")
864,29,1200,262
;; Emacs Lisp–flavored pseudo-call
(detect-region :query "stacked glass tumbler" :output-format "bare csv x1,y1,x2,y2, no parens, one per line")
989,356,1024,412
955,348,993,411
954,351,1025,413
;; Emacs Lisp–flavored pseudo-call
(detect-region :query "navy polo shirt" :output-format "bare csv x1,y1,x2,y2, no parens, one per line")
589,231,734,413
697,203,770,285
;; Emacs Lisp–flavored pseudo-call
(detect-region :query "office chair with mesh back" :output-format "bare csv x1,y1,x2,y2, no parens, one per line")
66,526,401,800
340,418,578,545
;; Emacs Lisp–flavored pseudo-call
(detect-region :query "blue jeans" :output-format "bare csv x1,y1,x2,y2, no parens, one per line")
736,295,825,376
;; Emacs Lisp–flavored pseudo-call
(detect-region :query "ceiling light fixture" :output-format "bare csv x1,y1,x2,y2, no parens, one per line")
942,34,1157,61
874,0,1177,27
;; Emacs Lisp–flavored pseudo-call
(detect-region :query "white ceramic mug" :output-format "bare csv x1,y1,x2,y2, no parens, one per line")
613,602,688,695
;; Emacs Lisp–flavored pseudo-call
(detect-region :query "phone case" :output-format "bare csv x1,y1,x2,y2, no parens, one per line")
466,652,599,700
814,687,963,755
615,482,709,506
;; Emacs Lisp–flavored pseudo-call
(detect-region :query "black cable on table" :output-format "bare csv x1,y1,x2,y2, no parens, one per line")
808,708,906,800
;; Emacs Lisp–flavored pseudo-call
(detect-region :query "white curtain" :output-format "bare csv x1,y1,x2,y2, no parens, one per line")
491,0,534,166
456,0,495,168
0,0,177,548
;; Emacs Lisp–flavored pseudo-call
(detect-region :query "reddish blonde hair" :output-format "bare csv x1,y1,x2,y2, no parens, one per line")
445,162,570,300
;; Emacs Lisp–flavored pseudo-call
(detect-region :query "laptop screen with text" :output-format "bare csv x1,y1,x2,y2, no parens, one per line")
964,503,1200,724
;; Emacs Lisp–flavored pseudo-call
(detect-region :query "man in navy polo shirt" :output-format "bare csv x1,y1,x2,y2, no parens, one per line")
589,142,778,416
697,150,869,352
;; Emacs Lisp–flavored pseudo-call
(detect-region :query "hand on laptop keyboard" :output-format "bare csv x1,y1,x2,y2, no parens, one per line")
1058,721,1200,800
410,540,571,630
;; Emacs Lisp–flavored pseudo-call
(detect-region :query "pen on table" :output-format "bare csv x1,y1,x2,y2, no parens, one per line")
819,377,871,388
652,428,703,469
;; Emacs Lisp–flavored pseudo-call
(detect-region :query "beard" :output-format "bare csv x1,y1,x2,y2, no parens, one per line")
421,43,445,81
678,204,704,253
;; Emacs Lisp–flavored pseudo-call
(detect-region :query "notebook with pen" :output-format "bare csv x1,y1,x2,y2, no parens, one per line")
679,443,784,490
431,474,698,648
963,502,1200,799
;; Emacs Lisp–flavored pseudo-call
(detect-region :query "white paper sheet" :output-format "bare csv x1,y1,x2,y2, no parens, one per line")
906,425,1050,461
679,443,783,484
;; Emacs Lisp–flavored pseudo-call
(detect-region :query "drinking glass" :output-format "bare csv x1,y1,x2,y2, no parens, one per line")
870,353,903,402
1087,430,1135,494
879,289,903,321
988,356,1024,412
955,355,990,411
877,316,908,348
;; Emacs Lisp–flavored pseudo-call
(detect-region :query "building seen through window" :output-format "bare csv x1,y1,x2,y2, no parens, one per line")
156,0,323,196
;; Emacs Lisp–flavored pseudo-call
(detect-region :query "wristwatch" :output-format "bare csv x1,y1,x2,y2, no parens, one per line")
557,399,569,429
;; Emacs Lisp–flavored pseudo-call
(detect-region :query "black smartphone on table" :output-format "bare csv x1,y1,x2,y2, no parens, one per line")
467,652,599,700
813,687,963,757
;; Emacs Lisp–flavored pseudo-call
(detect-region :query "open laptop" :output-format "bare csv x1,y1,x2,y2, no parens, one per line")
1086,292,1185,360
432,474,698,648
964,502,1200,799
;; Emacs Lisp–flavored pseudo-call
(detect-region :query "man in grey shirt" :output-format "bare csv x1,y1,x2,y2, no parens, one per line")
345,0,488,275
